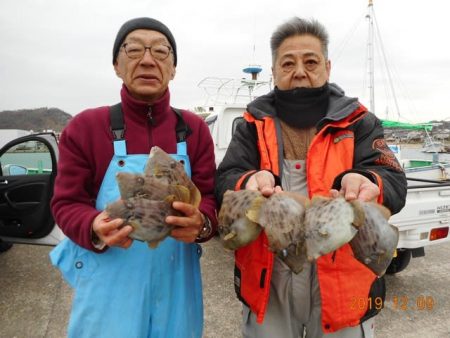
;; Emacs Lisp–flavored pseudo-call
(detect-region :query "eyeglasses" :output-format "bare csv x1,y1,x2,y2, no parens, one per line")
121,42,172,61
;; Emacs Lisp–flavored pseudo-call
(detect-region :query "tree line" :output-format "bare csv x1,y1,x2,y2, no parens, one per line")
0,108,72,132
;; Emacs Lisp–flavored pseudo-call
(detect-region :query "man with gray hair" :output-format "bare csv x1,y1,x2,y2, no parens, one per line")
215,17,406,337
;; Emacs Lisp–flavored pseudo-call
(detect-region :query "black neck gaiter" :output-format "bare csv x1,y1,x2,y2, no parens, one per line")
274,83,330,128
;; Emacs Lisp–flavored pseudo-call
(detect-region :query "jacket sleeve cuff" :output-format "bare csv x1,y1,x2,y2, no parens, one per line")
235,170,257,190
91,228,107,251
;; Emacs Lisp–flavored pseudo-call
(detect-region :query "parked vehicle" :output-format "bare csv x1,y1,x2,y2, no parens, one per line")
0,132,64,245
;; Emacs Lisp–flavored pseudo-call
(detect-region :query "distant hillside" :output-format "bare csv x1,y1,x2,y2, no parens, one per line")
0,107,72,132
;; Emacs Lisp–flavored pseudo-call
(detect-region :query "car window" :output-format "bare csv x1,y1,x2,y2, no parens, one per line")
0,140,53,176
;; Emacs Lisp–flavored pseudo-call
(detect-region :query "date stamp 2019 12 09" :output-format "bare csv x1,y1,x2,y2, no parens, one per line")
350,295,435,311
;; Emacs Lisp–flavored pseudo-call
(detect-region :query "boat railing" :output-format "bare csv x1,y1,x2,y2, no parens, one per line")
196,76,272,107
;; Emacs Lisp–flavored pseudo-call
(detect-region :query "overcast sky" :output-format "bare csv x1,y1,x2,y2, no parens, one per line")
1,0,449,123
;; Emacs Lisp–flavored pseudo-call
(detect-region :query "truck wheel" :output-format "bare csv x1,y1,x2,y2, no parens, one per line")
386,249,411,275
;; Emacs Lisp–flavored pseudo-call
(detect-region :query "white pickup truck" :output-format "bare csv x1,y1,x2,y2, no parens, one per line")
205,105,450,274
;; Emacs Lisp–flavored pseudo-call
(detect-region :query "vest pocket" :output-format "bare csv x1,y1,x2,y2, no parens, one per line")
259,268,267,288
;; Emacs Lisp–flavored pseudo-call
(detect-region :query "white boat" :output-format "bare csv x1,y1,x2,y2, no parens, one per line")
194,65,272,165
422,138,448,153
389,144,450,183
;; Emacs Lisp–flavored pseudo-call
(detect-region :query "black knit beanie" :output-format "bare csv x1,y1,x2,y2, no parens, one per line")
112,17,177,66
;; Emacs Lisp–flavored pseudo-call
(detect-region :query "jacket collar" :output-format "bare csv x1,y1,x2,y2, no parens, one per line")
247,83,363,124
120,84,172,125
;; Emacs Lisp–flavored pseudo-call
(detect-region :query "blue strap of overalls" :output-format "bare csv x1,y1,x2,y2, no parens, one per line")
110,103,127,156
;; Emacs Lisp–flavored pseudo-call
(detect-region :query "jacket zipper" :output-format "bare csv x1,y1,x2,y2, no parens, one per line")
147,105,154,147
147,106,154,125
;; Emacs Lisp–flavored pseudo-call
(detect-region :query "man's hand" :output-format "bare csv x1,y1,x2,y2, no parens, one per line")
166,201,204,243
245,170,283,197
92,211,134,249
330,172,380,202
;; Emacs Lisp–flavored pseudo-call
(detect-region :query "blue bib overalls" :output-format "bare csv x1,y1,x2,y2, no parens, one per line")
50,107,203,338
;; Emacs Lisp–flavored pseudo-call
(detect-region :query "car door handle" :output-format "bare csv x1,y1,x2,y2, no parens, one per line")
4,192,29,211
0,179,8,185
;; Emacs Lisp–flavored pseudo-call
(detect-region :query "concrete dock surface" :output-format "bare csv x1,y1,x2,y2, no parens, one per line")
1,237,449,338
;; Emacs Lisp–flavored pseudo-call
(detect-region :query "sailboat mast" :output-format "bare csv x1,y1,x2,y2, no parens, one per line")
366,0,375,114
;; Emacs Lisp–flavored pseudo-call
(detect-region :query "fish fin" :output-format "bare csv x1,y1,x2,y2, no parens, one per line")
164,194,177,204
304,198,311,208
318,228,329,237
310,195,329,206
128,219,140,230
245,196,266,223
153,166,165,178
116,218,129,229
147,240,160,249
223,231,237,241
349,200,366,228
170,185,191,203
390,224,399,236
282,191,309,208
190,186,202,208
371,203,392,219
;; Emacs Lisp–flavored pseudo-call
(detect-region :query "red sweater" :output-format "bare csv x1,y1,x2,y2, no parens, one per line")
51,85,217,251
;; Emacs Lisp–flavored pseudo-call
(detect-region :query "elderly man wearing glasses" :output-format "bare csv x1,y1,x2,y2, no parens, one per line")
50,17,217,338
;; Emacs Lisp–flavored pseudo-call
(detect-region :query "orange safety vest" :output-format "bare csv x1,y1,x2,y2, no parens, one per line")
234,105,384,333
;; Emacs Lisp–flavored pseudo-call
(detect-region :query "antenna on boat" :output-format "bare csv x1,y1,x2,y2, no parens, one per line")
366,0,403,119
243,65,262,81
366,0,375,114
242,64,263,98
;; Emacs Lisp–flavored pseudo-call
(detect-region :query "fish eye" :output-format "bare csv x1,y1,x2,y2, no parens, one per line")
137,177,145,185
